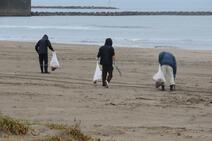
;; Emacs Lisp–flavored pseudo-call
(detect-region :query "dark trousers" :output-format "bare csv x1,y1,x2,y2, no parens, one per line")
102,65,113,86
39,53,48,73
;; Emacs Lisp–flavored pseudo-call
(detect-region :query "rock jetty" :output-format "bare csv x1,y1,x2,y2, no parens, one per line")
31,11,212,16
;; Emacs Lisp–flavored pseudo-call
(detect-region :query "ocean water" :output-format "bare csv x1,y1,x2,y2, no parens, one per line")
0,16,212,50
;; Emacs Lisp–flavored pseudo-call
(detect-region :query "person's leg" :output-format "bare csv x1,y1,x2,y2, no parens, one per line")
39,54,44,73
44,53,49,73
161,65,168,90
167,66,175,91
107,65,113,83
102,65,107,86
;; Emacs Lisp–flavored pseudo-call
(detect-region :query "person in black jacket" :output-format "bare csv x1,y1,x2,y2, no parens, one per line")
97,38,115,88
35,34,54,73
159,51,177,91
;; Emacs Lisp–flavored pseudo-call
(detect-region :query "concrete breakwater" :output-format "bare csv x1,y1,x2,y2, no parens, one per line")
0,0,31,16
31,11,212,16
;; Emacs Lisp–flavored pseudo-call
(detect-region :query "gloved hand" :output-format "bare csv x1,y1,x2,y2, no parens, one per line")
96,57,100,65
113,61,116,66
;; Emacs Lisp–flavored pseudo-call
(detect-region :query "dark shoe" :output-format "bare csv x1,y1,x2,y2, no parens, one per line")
51,67,56,71
161,85,165,91
40,66,44,73
45,71,50,74
170,85,175,91
156,81,164,88
44,66,48,73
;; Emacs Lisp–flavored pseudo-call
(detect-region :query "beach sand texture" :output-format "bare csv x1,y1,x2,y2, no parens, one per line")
0,41,212,141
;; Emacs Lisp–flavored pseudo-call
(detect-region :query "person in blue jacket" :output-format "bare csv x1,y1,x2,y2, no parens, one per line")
159,51,177,91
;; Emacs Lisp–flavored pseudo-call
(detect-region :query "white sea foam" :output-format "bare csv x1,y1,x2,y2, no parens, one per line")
0,25,99,30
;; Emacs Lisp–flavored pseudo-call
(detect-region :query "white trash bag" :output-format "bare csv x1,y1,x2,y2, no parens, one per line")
50,52,60,71
93,61,102,83
153,65,166,87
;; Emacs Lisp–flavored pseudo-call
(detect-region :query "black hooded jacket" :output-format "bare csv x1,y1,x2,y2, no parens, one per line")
35,35,54,54
97,38,115,66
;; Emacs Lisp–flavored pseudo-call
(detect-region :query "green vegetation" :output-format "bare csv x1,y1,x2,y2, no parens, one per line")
0,114,29,135
45,122,67,130
41,123,99,141
0,113,103,141
65,126,92,141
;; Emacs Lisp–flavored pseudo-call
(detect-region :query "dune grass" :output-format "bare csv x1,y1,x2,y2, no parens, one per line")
0,113,103,141
41,123,100,141
0,113,29,135
45,122,67,130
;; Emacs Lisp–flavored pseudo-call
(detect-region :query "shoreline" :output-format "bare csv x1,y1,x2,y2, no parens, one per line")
0,40,211,51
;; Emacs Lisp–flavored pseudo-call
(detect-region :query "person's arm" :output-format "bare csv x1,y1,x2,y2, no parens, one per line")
112,48,116,65
35,41,39,53
47,40,54,51
173,56,177,78
97,47,102,59
158,52,164,65
113,55,116,62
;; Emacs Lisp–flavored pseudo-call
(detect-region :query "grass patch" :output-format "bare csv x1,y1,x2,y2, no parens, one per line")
45,136,62,141
40,123,101,141
0,114,105,141
65,125,92,141
0,114,29,135
45,122,67,130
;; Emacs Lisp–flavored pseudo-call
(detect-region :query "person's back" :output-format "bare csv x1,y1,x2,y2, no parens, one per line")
35,35,53,54
159,52,175,67
98,45,114,66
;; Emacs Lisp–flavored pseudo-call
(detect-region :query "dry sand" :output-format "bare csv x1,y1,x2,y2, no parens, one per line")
0,41,212,141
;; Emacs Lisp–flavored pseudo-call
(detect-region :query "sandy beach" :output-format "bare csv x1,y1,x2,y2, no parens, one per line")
0,41,212,141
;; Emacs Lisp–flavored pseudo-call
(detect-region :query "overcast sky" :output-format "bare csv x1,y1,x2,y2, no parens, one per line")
32,0,212,11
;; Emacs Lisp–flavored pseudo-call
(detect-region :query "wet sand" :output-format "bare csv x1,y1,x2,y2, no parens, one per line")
0,41,212,141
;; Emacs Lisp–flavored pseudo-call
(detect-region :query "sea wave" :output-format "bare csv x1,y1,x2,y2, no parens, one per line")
91,25,150,29
0,25,99,31
0,24,150,31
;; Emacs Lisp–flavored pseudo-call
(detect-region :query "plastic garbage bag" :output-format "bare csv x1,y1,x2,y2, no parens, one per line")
50,52,60,71
153,65,166,83
93,61,102,83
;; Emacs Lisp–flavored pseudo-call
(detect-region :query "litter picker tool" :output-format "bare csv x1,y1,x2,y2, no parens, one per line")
114,64,122,76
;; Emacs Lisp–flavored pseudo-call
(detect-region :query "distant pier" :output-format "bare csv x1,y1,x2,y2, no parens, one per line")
31,11,212,16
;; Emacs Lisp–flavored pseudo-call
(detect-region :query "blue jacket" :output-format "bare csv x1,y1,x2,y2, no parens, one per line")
159,52,177,77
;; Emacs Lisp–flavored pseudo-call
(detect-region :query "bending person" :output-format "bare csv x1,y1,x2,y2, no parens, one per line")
159,51,177,91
